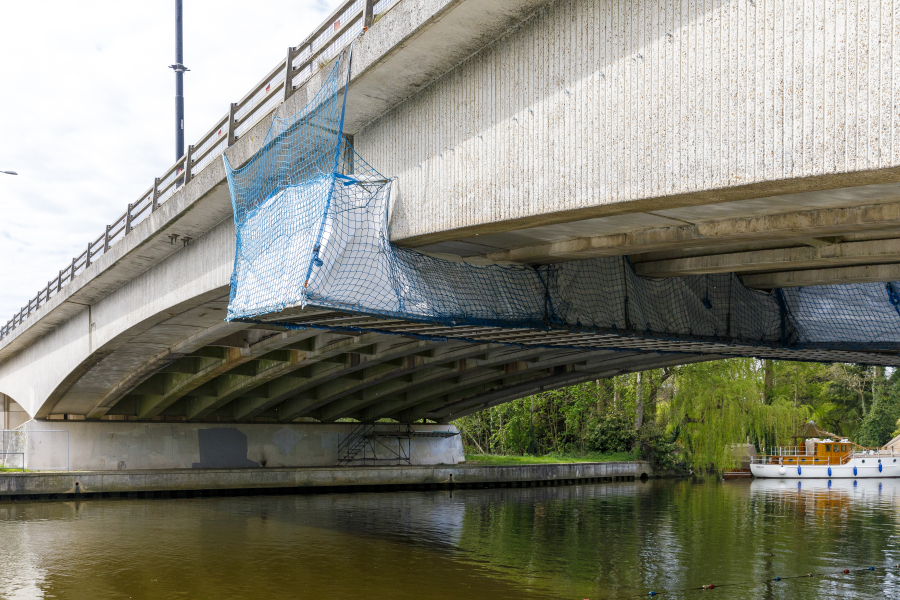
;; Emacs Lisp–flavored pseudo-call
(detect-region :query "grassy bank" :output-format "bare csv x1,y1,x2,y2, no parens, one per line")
463,452,637,465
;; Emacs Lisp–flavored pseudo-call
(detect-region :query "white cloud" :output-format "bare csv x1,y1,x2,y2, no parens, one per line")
0,0,342,321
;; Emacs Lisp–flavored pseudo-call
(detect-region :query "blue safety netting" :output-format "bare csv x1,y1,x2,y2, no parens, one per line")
224,48,900,356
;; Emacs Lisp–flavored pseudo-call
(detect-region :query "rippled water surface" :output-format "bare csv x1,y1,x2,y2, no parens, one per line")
2,478,900,599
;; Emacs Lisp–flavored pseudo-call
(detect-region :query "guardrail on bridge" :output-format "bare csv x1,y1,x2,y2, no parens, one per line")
1,0,398,343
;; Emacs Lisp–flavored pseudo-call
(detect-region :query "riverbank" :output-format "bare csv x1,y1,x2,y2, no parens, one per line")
464,452,637,465
0,460,652,501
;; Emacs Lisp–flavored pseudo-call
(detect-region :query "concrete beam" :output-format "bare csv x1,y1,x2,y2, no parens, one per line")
356,349,623,421
484,201,900,264
634,238,900,278
741,264,900,289
311,362,465,422
422,352,720,422
230,334,426,420
132,329,315,419
272,342,498,422
359,365,548,422
135,347,244,419
183,351,305,420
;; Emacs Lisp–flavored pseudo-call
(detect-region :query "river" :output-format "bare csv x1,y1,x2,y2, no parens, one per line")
1,477,899,599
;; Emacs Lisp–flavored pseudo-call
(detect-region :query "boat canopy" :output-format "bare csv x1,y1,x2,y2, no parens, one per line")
794,421,840,441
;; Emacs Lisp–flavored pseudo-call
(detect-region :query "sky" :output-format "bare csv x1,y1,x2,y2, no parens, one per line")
0,0,342,321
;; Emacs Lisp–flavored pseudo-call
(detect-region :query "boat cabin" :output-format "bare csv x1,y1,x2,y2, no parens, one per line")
767,438,853,465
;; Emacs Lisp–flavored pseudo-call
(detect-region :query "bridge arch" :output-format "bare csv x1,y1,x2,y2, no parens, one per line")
0,219,235,419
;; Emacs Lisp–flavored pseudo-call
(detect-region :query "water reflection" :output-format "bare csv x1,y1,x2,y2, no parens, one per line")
751,477,900,508
0,479,899,599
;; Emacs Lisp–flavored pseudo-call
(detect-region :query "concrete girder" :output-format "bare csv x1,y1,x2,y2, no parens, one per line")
403,350,711,422
227,333,430,420
281,344,601,422
419,352,721,422
67,302,248,420
271,342,498,422
355,365,554,423
131,329,316,419
742,264,900,290
308,345,580,421
135,347,243,419
306,359,472,422
183,351,304,420
484,201,900,265
352,348,624,422
376,352,619,422
407,368,587,423
634,237,900,282
106,332,371,418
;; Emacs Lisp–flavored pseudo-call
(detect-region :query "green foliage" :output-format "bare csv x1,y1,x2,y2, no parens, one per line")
661,359,812,472
857,371,900,447
454,358,884,475
463,452,636,465
587,410,636,453
634,423,681,473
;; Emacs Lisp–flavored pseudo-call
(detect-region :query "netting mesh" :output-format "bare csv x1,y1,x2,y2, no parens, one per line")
224,47,900,356
781,283,900,350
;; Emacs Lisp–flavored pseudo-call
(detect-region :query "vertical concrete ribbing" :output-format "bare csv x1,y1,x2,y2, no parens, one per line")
354,0,900,242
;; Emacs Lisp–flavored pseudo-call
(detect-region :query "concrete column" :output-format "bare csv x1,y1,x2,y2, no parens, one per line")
1,394,7,430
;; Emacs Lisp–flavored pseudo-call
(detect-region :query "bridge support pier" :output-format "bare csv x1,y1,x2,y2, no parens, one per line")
11,420,463,471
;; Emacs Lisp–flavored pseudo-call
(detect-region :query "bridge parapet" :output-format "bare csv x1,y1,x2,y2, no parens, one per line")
0,0,387,344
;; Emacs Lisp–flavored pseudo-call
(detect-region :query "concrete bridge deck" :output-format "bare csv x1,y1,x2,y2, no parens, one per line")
2,0,900,432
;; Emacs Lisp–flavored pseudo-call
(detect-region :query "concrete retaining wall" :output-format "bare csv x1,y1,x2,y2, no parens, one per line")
11,420,464,471
0,460,652,498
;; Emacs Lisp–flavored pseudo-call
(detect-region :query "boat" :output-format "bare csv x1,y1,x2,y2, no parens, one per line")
750,421,900,479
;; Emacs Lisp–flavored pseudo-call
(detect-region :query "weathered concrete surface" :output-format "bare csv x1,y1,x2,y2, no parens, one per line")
4,0,900,426
9,420,463,471
0,460,651,498
0,0,569,421
0,394,28,430
370,0,900,249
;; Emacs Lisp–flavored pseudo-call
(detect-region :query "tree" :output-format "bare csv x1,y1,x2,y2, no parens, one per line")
453,358,865,472
857,369,900,447
659,358,810,472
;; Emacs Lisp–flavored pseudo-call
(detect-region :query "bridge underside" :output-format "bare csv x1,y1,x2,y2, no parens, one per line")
11,0,900,425
49,295,716,424
60,302,900,426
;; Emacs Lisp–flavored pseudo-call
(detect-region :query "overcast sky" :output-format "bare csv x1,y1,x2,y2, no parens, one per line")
0,0,342,321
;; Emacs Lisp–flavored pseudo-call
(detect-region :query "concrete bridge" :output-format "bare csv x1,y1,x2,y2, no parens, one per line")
2,0,900,468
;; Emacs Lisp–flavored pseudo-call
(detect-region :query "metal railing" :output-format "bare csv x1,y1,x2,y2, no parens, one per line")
1,0,400,343
751,445,896,466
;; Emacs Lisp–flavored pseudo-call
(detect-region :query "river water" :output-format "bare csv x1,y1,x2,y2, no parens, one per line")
1,477,899,599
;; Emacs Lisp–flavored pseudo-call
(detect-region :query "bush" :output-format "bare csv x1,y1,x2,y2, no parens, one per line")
588,411,637,453
635,424,682,472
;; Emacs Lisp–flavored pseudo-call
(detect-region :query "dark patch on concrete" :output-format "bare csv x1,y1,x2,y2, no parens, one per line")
192,428,259,469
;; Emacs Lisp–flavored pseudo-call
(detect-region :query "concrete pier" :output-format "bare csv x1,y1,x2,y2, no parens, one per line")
0,461,652,500
2,420,464,471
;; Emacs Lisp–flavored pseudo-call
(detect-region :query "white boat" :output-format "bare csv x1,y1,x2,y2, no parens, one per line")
750,438,900,478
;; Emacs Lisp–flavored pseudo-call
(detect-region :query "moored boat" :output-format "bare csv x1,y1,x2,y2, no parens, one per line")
751,436,900,479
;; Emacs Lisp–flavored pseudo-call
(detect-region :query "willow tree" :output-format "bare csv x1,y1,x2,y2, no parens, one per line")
661,358,811,472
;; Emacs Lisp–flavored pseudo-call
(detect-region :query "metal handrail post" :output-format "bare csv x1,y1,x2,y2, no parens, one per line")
364,0,374,27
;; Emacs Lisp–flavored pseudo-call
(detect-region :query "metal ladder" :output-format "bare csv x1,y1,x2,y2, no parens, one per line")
337,422,375,465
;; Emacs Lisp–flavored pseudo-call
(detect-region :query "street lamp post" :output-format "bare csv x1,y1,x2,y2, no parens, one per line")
169,0,188,162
